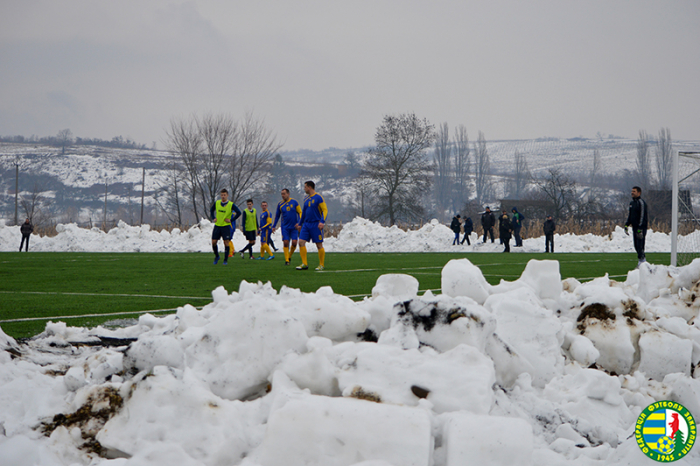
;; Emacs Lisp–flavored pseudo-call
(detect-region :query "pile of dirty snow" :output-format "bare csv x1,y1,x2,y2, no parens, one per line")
1,258,700,465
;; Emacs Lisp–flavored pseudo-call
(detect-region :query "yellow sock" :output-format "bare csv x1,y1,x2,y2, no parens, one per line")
318,248,325,267
283,246,289,262
228,241,234,257
300,246,307,266
290,244,296,260
266,244,273,257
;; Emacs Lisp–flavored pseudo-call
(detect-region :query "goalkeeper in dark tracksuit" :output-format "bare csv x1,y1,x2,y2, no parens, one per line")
624,186,648,266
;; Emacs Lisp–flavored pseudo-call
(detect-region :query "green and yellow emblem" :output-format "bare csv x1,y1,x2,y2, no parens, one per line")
635,400,696,462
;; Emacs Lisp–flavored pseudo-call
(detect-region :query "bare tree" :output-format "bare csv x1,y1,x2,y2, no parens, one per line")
452,125,470,212
507,150,529,199
227,111,282,205
21,183,51,227
198,113,236,211
655,127,673,190
433,122,452,220
591,149,601,183
347,174,379,220
474,131,491,205
164,115,203,220
56,129,73,154
636,130,651,190
363,113,435,225
153,156,186,226
588,149,601,201
263,153,297,199
532,168,577,220
343,151,361,175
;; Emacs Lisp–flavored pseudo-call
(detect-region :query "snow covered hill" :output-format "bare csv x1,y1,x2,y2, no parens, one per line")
2,137,700,225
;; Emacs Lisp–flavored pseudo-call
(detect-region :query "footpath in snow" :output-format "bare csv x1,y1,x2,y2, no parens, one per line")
0,217,686,253
1,255,700,465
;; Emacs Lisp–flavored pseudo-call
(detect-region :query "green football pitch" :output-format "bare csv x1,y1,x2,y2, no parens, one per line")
0,251,668,338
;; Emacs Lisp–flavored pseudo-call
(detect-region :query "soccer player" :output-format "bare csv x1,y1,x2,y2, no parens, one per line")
239,199,258,259
272,188,302,265
257,201,275,260
210,189,241,265
296,180,328,271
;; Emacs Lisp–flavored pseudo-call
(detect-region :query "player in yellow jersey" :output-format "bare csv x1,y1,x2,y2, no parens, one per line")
256,201,275,260
273,188,302,265
296,180,328,271
210,189,241,265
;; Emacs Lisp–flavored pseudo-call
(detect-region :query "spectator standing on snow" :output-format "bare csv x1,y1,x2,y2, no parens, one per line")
499,210,513,253
543,215,556,253
511,207,525,247
481,207,495,243
450,215,462,245
461,216,473,245
19,218,33,252
624,186,648,266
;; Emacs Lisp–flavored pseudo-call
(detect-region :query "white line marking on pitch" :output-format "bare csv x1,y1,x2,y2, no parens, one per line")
0,291,210,300
0,307,194,323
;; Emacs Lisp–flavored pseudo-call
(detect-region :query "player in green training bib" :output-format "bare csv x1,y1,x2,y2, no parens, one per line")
209,189,241,265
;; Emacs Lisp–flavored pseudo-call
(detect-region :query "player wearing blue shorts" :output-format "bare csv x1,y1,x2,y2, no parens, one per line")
210,189,241,265
256,201,275,260
296,180,328,271
272,188,302,265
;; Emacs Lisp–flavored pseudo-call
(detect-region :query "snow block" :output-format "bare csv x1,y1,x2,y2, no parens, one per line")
518,259,562,300
254,395,432,466
372,274,419,301
443,412,533,466
441,259,490,304
336,343,495,414
381,295,496,353
582,319,635,375
485,288,564,387
183,300,308,400
638,330,693,380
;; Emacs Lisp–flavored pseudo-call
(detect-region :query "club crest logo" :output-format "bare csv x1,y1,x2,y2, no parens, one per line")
635,400,696,462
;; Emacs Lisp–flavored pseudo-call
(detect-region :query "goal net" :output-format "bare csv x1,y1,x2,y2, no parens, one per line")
672,151,700,266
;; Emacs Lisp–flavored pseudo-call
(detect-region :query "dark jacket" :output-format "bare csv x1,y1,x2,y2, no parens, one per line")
463,217,473,235
543,219,556,235
20,221,33,236
625,197,648,231
481,211,495,230
499,214,512,238
450,217,461,233
511,208,525,228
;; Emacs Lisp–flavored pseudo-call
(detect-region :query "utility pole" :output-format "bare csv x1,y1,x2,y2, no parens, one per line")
140,167,145,226
103,178,108,231
14,162,19,225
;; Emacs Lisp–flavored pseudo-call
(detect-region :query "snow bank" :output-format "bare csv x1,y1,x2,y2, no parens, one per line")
0,216,677,253
2,258,700,465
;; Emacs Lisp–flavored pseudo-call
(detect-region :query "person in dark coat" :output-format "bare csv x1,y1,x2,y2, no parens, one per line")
511,207,525,247
624,186,648,266
461,216,473,245
481,207,495,243
543,215,556,253
19,218,33,252
499,210,513,253
450,215,462,245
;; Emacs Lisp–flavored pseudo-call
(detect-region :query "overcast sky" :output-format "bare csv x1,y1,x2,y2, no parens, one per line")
1,0,698,151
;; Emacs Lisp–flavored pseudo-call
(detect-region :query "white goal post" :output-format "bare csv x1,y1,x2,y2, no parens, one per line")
671,151,700,266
